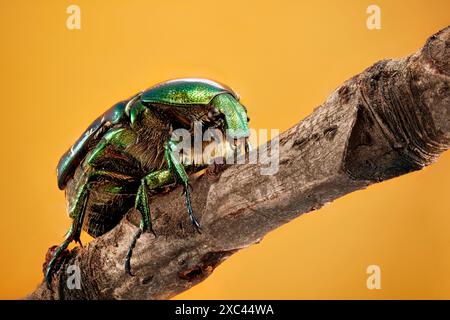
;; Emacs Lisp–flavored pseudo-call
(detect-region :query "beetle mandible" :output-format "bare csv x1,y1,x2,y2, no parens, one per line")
46,78,251,288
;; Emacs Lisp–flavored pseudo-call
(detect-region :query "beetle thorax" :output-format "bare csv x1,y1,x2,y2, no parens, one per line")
127,109,172,172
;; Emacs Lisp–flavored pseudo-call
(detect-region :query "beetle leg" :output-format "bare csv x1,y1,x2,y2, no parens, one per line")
46,168,134,289
125,179,150,276
45,183,90,290
164,140,201,232
125,169,174,275
86,127,137,168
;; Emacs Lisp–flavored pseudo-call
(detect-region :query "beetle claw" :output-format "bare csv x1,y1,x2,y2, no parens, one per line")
125,260,135,277
44,243,72,291
124,228,143,277
192,218,202,234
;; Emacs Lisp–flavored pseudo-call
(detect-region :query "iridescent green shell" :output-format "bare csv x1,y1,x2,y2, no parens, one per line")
140,78,239,106
57,79,240,190
57,101,127,190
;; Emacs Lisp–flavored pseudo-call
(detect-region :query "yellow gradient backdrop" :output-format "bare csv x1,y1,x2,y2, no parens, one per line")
0,0,449,299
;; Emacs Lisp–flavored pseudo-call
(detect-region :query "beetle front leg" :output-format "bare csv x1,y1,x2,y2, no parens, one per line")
164,140,201,231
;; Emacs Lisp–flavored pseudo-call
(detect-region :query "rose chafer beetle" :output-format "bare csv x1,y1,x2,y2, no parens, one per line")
46,78,251,288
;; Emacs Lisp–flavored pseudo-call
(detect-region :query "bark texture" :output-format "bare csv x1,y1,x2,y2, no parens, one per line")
29,26,450,300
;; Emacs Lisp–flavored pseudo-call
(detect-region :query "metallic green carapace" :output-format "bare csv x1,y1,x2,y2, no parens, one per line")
47,78,251,289
57,100,127,189
141,78,239,106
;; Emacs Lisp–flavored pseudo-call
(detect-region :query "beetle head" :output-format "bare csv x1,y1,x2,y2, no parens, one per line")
208,93,250,139
153,93,250,140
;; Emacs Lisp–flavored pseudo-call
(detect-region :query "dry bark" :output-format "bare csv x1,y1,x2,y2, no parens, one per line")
28,26,450,300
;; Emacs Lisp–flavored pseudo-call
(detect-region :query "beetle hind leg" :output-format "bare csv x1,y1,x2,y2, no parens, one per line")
45,184,89,289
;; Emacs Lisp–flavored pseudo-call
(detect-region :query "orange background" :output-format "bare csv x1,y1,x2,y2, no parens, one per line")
0,0,449,299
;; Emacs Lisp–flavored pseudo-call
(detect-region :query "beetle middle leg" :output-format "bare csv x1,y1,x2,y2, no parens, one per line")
124,169,174,275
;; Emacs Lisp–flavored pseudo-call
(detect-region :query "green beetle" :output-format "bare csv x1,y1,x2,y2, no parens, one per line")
46,78,250,288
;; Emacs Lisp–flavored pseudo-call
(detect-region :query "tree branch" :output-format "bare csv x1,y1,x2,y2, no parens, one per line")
28,26,450,300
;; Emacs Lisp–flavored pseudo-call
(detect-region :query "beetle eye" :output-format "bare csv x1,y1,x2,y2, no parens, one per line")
207,107,221,121
247,116,250,122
